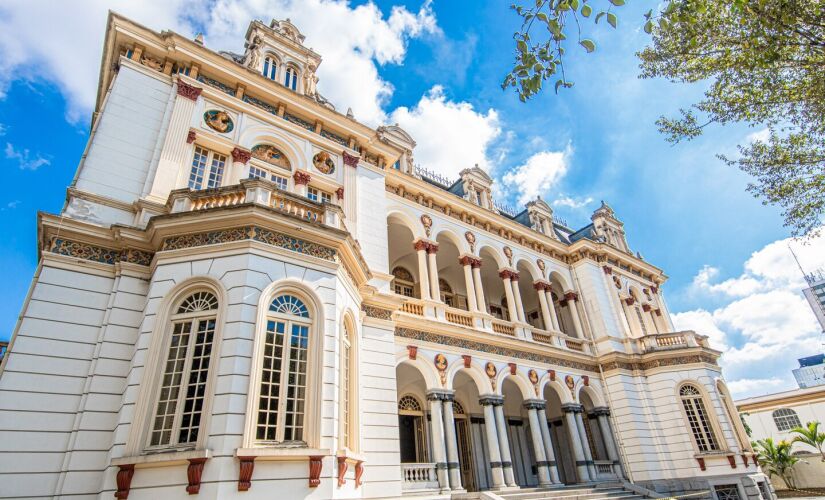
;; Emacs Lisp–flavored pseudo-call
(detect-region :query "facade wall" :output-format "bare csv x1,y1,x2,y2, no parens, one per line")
742,395,825,453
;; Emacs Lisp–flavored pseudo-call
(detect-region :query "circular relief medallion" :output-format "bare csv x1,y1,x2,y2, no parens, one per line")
203,109,234,133
312,151,336,175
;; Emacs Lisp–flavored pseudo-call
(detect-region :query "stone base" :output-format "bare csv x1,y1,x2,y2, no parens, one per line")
639,472,774,500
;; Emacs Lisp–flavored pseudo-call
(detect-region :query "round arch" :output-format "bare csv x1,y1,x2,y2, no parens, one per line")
445,359,492,395
496,370,534,400
514,257,541,281
238,125,304,169
548,270,570,291
478,244,507,269
434,228,468,254
578,384,607,408
395,353,441,390
387,209,423,239
539,376,575,405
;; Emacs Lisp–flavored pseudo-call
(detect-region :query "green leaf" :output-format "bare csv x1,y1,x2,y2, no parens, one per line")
581,4,592,17
609,0,625,5
580,39,596,53
644,19,654,34
607,12,617,28
555,79,564,94
571,0,580,10
517,40,528,53
595,11,605,24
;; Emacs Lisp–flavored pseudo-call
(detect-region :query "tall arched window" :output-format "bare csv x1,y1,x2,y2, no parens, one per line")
284,67,298,90
680,384,720,452
340,320,356,450
398,395,429,463
263,55,277,80
255,294,311,443
772,408,802,432
149,291,218,448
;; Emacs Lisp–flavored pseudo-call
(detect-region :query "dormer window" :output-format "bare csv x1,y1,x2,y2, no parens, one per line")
284,67,298,91
263,56,277,80
474,190,482,206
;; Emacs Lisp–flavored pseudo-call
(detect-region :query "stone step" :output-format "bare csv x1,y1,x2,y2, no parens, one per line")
498,489,632,500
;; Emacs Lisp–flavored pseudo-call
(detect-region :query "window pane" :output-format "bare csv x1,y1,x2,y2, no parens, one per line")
249,166,267,180
272,175,288,191
150,321,192,446
178,318,215,444
207,153,226,188
189,146,209,190
284,324,309,441
256,320,285,441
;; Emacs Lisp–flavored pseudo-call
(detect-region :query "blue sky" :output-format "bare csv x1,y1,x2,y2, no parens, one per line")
0,0,822,398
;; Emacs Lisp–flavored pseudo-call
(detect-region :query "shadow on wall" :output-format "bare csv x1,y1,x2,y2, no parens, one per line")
769,452,825,491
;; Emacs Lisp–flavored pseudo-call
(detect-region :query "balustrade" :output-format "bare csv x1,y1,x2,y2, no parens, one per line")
492,320,516,336
401,463,439,491
445,308,473,327
400,300,425,316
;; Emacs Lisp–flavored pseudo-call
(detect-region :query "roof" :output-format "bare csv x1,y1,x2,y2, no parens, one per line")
735,384,825,411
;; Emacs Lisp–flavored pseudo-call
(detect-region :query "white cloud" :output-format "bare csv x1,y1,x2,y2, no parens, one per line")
672,231,825,398
553,195,593,209
0,0,437,125
746,127,770,144
389,85,501,180
4,142,50,170
501,145,573,205
0,123,6,136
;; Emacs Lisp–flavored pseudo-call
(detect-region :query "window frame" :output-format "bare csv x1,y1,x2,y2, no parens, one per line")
339,313,359,452
243,283,323,449
677,382,726,454
284,65,299,91
189,145,227,190
126,280,225,456
248,164,289,191
262,54,279,81
307,186,331,204
772,408,802,432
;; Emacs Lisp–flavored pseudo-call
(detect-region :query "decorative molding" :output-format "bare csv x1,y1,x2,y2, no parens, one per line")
420,214,433,237
459,255,481,267
465,231,476,253
395,327,599,372
238,456,255,491
486,362,498,390
548,369,556,381
186,130,197,144
727,455,737,469
309,456,323,487
624,297,635,306
479,395,504,406
362,304,392,320
564,291,579,302
335,187,344,200
115,464,135,499
231,147,252,164
582,375,589,386
602,265,612,275
435,353,448,386
293,170,312,185
355,461,364,487
342,151,360,167
48,238,153,266
599,353,719,372
564,375,575,393
425,242,439,254
186,457,207,494
161,226,336,262
696,457,706,471
462,354,472,368
508,362,517,375
177,80,203,100
407,345,418,360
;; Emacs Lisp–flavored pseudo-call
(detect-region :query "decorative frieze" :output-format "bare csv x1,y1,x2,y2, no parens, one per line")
396,327,599,372
361,304,393,320
231,147,252,164
293,171,311,185
48,238,153,266
342,151,360,167
176,80,202,101
161,226,336,262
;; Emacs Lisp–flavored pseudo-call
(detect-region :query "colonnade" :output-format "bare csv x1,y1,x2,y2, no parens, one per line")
422,389,621,493
411,239,586,338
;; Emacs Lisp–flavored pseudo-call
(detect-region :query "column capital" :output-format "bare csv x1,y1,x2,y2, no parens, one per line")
335,187,344,200
426,389,454,401
231,147,252,164
561,403,584,414
642,303,652,312
624,296,635,306
563,290,579,302
425,242,439,254
177,79,203,100
459,255,482,267
523,399,547,410
186,129,197,144
479,395,504,407
499,269,517,280
342,150,360,167
602,265,612,275
293,170,312,185
591,406,611,417
533,280,550,291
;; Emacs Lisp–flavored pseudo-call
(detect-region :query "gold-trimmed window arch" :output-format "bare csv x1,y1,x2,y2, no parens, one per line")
392,266,416,298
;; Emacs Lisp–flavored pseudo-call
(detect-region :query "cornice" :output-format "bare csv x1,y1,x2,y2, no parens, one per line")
597,347,721,374
736,389,825,412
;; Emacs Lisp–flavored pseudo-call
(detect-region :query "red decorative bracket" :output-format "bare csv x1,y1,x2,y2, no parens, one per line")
115,464,135,499
742,454,750,467
642,304,652,312
186,130,197,144
355,461,365,488
187,458,207,494
342,151,360,168
335,187,345,200
508,363,517,375
548,369,556,381
337,456,348,487
695,457,706,471
231,147,252,164
407,345,417,360
624,297,635,306
309,456,324,487
582,375,589,386
238,456,255,491
293,170,312,186
177,80,202,101
462,355,472,368
727,455,737,469
602,266,612,275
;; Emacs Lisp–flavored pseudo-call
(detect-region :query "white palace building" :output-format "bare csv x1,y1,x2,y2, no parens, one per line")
0,13,772,500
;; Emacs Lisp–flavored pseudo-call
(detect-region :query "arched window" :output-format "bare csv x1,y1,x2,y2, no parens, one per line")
254,294,311,444
392,266,416,298
263,56,277,80
284,67,298,90
149,291,218,448
340,320,356,450
398,395,428,463
680,384,721,452
773,408,802,432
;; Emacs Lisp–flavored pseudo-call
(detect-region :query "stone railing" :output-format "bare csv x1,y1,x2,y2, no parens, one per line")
594,460,618,479
167,179,344,230
401,463,439,492
445,308,473,328
530,328,591,354
491,320,516,336
400,299,425,316
640,330,709,353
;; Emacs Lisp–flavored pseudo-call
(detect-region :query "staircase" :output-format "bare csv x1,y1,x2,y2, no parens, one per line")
492,483,650,500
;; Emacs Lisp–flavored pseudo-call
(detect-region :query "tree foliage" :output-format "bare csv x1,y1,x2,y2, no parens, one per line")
505,0,825,238
791,421,825,461
752,438,799,489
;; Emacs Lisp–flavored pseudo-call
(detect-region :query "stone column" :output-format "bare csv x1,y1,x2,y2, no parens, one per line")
644,304,661,334
593,407,623,478
148,79,202,201
427,243,441,302
564,292,585,338
472,259,487,314
575,408,597,480
230,147,251,184
414,240,431,301
494,401,518,487
293,170,311,197
510,272,527,323
441,393,463,491
545,290,561,331
500,270,518,323
535,282,553,331
342,151,359,234
524,400,553,487
562,403,590,483
460,256,479,312
480,396,506,489
538,408,561,483
427,391,450,493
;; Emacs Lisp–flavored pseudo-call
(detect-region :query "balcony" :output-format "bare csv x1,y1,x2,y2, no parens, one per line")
639,330,709,353
400,463,439,493
166,179,344,230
